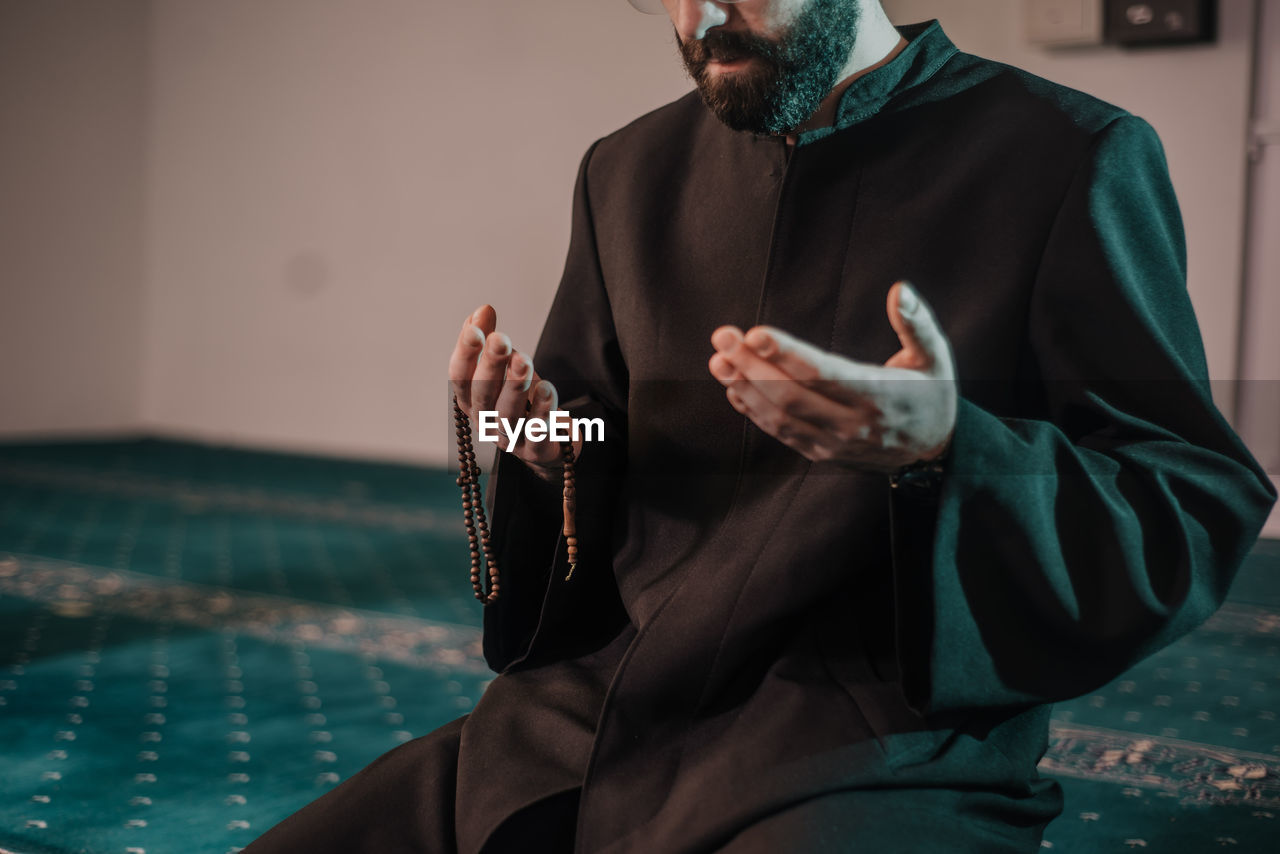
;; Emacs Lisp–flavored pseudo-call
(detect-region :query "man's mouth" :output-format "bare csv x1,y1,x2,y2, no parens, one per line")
707,53,754,69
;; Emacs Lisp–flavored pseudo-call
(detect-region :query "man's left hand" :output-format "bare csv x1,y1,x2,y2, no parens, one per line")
707,281,957,474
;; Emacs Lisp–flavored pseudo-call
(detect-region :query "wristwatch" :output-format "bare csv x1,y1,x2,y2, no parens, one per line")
889,446,949,493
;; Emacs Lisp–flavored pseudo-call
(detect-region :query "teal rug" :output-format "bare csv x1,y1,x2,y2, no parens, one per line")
0,439,1275,853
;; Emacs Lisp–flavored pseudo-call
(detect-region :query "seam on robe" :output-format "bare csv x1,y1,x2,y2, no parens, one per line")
829,166,864,355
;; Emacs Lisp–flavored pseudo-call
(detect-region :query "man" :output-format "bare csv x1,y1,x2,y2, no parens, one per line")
248,1,1276,851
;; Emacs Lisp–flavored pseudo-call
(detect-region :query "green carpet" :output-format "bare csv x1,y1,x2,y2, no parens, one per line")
0,439,1275,853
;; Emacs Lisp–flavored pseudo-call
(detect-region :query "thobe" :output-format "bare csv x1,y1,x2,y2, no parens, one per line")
246,21,1276,854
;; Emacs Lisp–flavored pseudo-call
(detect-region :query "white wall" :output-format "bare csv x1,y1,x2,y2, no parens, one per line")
0,0,148,437
884,0,1257,408
141,0,690,464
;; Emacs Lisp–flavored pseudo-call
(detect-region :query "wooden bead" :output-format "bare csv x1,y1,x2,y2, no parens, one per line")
456,407,587,599
455,394,503,604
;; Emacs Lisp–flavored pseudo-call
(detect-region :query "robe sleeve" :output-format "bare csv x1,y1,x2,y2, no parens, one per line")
890,115,1277,715
481,141,630,674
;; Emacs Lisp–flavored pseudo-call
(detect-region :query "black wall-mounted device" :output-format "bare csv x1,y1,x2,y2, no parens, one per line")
1105,0,1217,46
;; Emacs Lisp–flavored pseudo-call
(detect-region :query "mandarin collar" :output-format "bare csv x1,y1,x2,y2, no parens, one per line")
794,20,958,146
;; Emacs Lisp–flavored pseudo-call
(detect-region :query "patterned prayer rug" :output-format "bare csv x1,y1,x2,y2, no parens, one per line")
0,439,1274,853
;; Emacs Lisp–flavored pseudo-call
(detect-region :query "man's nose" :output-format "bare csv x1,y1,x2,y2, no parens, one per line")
670,0,730,42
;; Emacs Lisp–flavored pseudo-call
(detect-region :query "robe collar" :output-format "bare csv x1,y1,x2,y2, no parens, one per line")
794,20,958,146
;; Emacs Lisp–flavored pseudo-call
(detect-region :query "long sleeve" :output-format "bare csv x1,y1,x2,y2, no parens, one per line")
891,115,1277,715
481,142,630,674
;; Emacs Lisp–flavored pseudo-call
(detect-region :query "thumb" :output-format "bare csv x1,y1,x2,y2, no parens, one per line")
886,282,951,375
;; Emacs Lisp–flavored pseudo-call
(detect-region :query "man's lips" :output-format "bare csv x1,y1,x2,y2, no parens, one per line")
707,54,754,69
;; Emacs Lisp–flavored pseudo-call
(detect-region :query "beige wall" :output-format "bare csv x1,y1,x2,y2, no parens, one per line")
141,0,689,463
1236,0,1280,536
0,0,1266,471
0,0,148,437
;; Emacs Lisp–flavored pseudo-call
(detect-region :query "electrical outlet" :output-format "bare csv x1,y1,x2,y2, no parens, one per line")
1026,0,1105,47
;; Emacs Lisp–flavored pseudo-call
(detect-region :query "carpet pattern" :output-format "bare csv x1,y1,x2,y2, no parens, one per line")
0,439,1275,853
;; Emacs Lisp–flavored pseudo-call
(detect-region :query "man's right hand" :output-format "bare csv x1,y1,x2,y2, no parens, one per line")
449,304,572,480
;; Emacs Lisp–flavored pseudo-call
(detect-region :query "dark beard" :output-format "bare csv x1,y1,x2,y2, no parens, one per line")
678,0,862,135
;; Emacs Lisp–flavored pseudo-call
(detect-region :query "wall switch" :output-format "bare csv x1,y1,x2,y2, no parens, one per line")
1025,0,1105,47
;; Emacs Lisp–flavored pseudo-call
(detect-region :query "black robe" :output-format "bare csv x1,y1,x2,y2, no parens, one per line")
457,21,1276,854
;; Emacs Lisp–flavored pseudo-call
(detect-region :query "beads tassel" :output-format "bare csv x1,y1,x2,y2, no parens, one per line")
452,395,579,604
562,442,578,581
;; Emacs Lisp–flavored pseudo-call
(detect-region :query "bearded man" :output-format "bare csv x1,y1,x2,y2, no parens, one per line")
247,1,1275,852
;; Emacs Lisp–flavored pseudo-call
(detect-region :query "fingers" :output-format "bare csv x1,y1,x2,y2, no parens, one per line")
470,330,515,414
517,379,574,469
493,351,535,432
710,328,864,462
525,379,558,426
708,325,745,377
709,326,853,433
708,293,957,469
886,282,952,377
723,383,832,460
450,305,499,408
464,304,516,413
470,304,497,339
737,324,889,407
448,315,487,408
447,304,573,471
741,326,825,383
